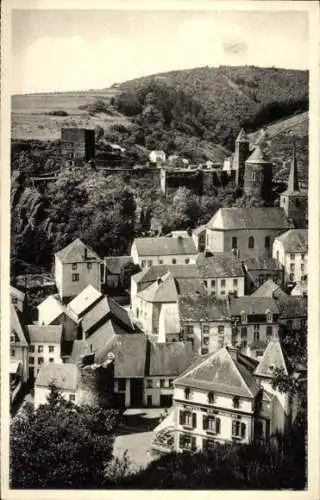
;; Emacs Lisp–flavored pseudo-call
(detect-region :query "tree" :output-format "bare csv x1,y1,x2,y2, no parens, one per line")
10,385,122,489
120,262,141,290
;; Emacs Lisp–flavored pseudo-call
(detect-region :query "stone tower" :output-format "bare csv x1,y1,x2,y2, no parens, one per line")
280,144,308,228
243,146,273,203
234,128,250,187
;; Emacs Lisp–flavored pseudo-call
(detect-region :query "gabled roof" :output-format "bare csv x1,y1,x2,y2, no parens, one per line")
196,252,244,278
104,256,133,275
206,208,289,231
192,225,206,236
236,128,249,143
174,278,207,297
275,229,308,253
36,363,80,391
26,325,63,344
246,146,270,164
37,295,78,325
133,264,200,284
175,346,260,398
11,304,28,346
95,334,148,377
55,238,101,264
251,279,287,298
132,237,197,256
243,257,282,271
10,286,25,302
69,340,90,364
81,296,133,335
230,297,279,316
148,342,194,377
68,285,103,318
137,272,178,303
254,337,290,378
179,296,230,322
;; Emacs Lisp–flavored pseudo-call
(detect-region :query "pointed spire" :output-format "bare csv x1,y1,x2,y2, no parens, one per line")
287,142,300,193
236,128,249,143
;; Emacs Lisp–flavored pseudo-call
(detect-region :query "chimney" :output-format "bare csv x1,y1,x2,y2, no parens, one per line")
84,247,88,260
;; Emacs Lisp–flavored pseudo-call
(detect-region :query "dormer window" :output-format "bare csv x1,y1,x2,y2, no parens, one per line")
233,396,240,409
184,387,191,400
10,333,16,343
240,311,247,324
266,309,273,323
208,392,215,404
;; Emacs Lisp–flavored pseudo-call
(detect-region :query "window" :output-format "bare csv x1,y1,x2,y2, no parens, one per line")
233,397,240,409
146,379,153,389
203,336,209,346
203,325,209,335
38,345,43,353
204,280,208,288
147,260,152,268
118,378,126,391
201,348,209,355
87,262,92,270
172,258,177,264
49,358,54,362
154,327,158,335
203,415,221,434
266,310,273,323
69,394,76,402
290,263,295,272
232,420,246,439
218,334,224,349
141,260,146,268
221,279,226,287
136,308,139,318
29,357,34,365
220,290,226,296
11,349,15,357
241,312,247,324
29,345,35,353
218,325,224,334
289,273,295,282
301,254,305,261
169,379,174,388
49,346,55,353
254,325,260,342
10,333,16,343
233,279,238,288
38,357,44,364
179,411,196,428
265,236,270,249
179,433,196,451
241,327,247,339
184,387,191,400
207,392,215,404
185,258,190,264
290,253,295,261
72,273,79,282
232,237,237,249
186,325,194,335
211,280,216,287
266,326,273,339
72,263,77,270
248,236,255,249
160,379,166,388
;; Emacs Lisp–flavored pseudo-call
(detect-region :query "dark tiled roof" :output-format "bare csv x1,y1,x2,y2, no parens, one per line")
251,279,287,298
69,340,90,364
55,238,101,263
95,334,147,377
11,304,28,346
275,229,308,253
148,342,194,376
196,252,244,278
230,297,279,316
26,325,63,344
254,338,290,377
243,257,282,271
104,256,133,275
179,296,230,322
275,296,308,318
81,296,133,334
174,278,207,297
36,363,80,391
206,208,289,231
175,346,260,398
133,237,197,256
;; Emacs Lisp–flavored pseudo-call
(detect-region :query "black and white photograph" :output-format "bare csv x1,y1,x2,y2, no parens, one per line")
1,0,319,495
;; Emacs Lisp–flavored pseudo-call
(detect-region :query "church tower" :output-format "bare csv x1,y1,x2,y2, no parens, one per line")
234,128,250,187
280,143,308,228
243,146,273,203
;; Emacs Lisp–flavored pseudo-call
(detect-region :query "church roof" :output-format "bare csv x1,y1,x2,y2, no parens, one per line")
206,208,289,231
236,128,249,143
254,337,290,378
246,146,270,164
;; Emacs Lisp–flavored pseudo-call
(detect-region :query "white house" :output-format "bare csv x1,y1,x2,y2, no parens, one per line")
196,252,245,298
26,325,63,380
131,236,198,268
272,229,308,286
34,363,80,408
55,238,103,302
37,295,79,342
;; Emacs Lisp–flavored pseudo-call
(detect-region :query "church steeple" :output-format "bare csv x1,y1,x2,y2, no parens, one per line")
286,142,299,193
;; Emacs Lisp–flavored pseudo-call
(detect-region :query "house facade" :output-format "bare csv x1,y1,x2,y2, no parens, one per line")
131,237,198,268
55,238,103,301
242,257,284,294
272,229,308,286
26,325,63,380
205,208,289,260
196,252,245,298
34,363,80,408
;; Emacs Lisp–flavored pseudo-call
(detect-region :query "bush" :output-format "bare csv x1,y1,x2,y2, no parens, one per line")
46,110,69,116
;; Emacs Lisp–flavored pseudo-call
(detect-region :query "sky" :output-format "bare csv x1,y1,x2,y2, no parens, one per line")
11,9,309,94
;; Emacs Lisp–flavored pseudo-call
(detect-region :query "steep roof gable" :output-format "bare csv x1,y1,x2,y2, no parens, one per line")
137,272,178,303
275,229,308,253
68,285,103,318
251,279,287,298
55,238,101,264
246,146,270,164
254,337,290,378
236,128,249,143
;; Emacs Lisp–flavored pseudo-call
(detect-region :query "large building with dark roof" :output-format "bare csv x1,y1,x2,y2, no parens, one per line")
131,236,198,268
196,252,245,297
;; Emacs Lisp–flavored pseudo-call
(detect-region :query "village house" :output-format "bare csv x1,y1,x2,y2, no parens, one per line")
25,325,63,380
131,236,198,268
205,208,290,260
196,252,245,298
242,256,284,294
37,294,79,342
272,229,308,286
67,284,103,319
103,256,133,288
291,281,308,297
55,238,103,302
10,286,27,317
34,363,81,408
10,303,29,384
167,340,292,453
251,279,288,299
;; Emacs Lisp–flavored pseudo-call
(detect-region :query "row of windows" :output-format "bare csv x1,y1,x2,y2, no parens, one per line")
141,258,190,268
29,357,55,365
240,312,273,324
116,378,174,391
71,263,93,270
179,419,246,450
184,325,225,335
183,389,241,409
289,263,305,272
29,345,56,353
204,279,239,288
231,236,270,250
